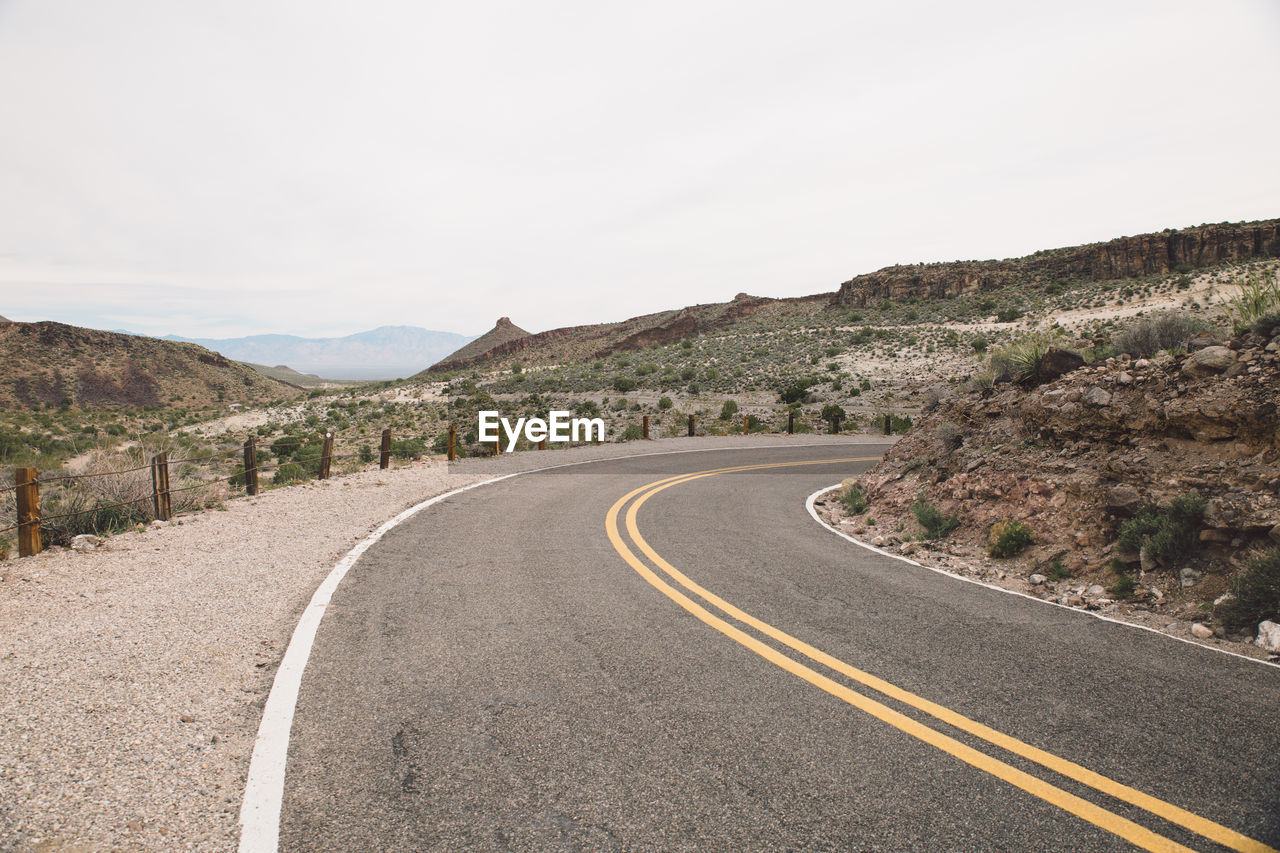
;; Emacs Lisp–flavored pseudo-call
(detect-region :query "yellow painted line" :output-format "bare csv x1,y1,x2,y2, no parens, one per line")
607,462,1277,853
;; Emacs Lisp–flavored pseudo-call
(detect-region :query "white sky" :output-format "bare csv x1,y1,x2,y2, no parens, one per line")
1,1,1277,338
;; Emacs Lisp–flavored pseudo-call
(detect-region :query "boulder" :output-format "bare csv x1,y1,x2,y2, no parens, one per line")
1191,623,1214,639
1257,620,1280,653
1181,346,1237,378
70,534,103,552
1030,348,1086,385
1083,387,1112,406
1105,484,1143,517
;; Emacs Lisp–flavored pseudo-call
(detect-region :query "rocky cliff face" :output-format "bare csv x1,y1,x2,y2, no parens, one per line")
837,219,1280,306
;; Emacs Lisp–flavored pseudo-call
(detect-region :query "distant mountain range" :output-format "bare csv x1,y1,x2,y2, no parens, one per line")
160,325,477,380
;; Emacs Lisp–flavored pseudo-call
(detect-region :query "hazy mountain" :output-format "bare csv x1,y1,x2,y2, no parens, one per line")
163,325,476,380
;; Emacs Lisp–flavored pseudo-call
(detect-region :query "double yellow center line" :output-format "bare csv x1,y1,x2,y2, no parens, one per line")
605,458,1275,853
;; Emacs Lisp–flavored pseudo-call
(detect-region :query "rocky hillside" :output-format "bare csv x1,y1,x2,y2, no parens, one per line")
0,321,300,410
837,218,1280,306
421,294,832,375
425,317,531,373
837,323,1279,648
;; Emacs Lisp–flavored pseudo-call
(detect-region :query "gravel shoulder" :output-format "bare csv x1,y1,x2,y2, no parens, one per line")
0,434,874,852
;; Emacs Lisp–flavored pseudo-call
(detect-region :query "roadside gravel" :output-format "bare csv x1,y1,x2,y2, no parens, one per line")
0,435,873,852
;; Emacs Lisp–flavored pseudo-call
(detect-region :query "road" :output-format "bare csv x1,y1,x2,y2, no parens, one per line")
272,443,1280,851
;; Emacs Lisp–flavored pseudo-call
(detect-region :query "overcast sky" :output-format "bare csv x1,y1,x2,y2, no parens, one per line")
1,1,1277,339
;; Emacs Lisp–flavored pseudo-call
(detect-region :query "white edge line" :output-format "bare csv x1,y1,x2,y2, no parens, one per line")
804,484,1280,672
236,439,884,852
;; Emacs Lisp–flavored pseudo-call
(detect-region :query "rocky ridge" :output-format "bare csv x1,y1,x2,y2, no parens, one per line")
825,326,1280,652
837,218,1280,306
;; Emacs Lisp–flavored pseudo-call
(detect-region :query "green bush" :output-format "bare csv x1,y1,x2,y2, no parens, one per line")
1109,573,1137,598
913,495,960,540
987,519,1034,557
971,335,988,353
1046,558,1071,581
612,376,637,393
391,438,427,460
274,462,305,485
719,400,739,420
1217,548,1280,630
820,404,846,431
1116,493,1205,566
658,396,673,410
620,423,644,442
358,443,374,464
840,483,868,515
996,306,1024,323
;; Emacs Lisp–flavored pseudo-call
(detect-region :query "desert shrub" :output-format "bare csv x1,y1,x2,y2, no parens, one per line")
620,423,644,442
987,519,1033,557
934,422,963,457
680,367,696,381
1046,558,1071,581
1109,573,1137,598
1116,492,1205,565
1224,268,1280,335
996,306,1024,323
431,433,451,455
358,443,374,464
271,435,305,458
913,495,959,540
920,388,941,414
391,438,427,460
1114,311,1209,358
719,400,739,420
1217,548,1280,630
840,483,868,514
574,400,601,418
658,396,673,410
820,404,846,431
104,423,127,437
0,534,9,560
274,462,305,485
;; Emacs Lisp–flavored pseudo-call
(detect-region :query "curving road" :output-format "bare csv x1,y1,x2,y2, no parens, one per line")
268,443,1280,851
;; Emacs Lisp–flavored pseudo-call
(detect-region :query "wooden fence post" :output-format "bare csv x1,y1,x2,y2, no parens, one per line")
320,433,333,479
831,415,841,435
787,411,795,434
642,415,649,440
491,439,500,456
150,452,171,521
884,413,892,435
538,438,547,450
743,414,749,435
243,438,259,497
379,429,392,470
688,414,695,437
448,425,456,461
15,467,41,558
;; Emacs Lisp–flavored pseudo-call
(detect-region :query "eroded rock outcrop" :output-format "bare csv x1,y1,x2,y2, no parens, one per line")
837,219,1280,306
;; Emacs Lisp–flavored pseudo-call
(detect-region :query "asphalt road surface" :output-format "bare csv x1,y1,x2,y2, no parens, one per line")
277,443,1280,851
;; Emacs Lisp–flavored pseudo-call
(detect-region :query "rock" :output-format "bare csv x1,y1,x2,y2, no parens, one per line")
70,534,103,552
900,542,918,555
1028,573,1047,585
1106,484,1143,517
1181,346,1237,378
1185,332,1221,351
1117,371,1133,385
1213,591,1236,607
1199,529,1231,543
1257,620,1280,653
1083,387,1112,406
1085,584,1106,597
1031,348,1086,385
1139,543,1158,573
1269,523,1280,545
871,536,886,547
1179,567,1202,588
1190,622,1214,639
1222,362,1248,379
